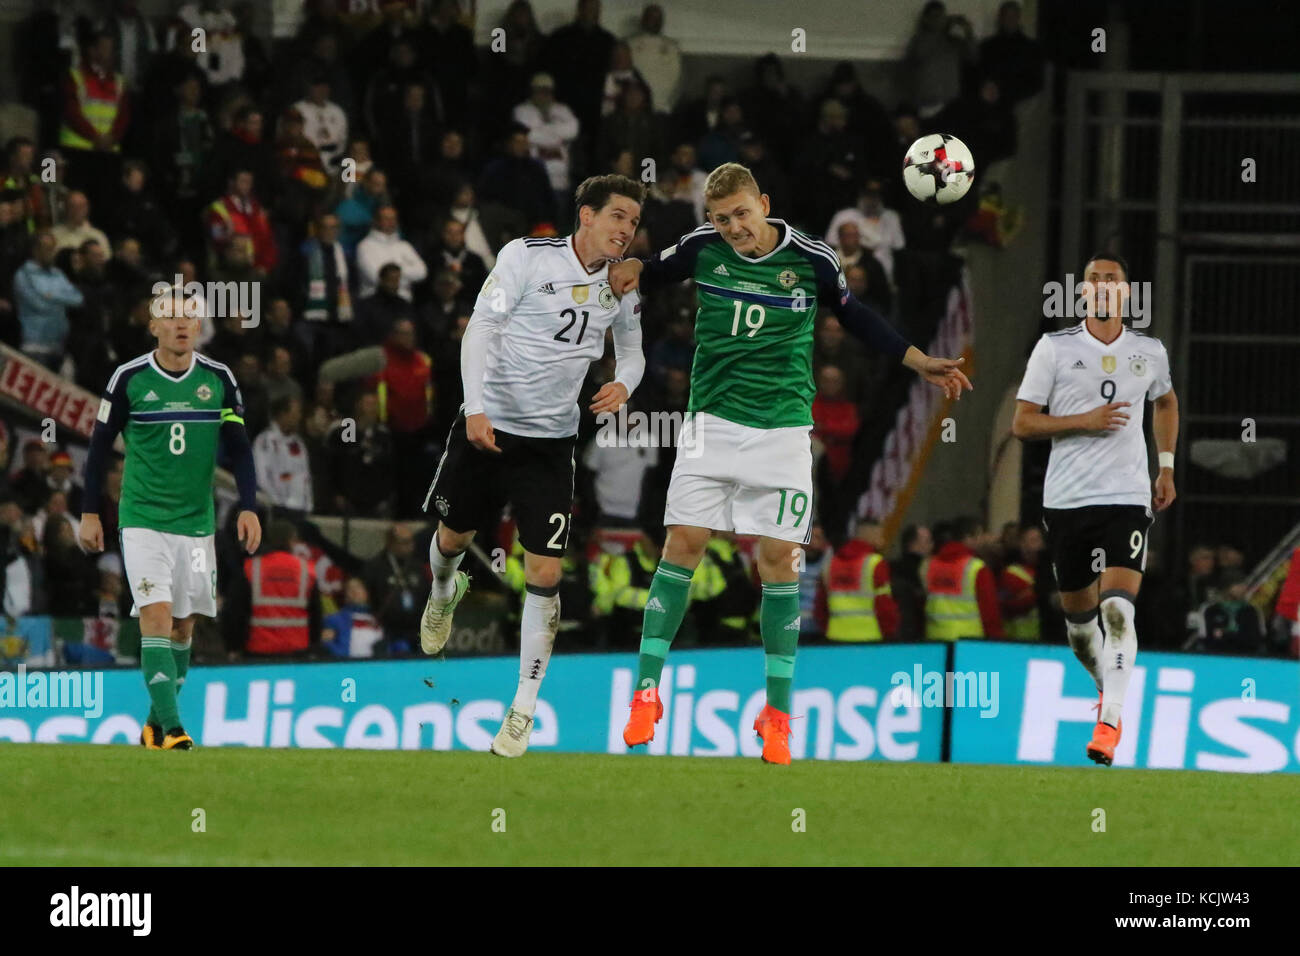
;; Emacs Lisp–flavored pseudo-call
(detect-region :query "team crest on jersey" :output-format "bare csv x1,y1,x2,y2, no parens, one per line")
571,284,589,305
481,275,497,297
598,283,617,309
778,268,799,289
1129,355,1148,376
435,496,449,516
1101,355,1117,374
196,384,212,401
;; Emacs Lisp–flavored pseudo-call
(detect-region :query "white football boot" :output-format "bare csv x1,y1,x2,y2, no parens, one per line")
419,571,470,655
490,707,535,758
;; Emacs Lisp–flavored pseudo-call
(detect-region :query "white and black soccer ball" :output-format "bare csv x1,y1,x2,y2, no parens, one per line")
902,133,976,205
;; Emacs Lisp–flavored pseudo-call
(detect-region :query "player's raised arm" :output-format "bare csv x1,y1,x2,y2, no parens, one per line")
79,372,131,552
590,289,645,414
461,239,529,453
608,227,708,296
819,258,972,401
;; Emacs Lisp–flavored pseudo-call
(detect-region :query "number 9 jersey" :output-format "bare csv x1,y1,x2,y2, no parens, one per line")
97,351,245,537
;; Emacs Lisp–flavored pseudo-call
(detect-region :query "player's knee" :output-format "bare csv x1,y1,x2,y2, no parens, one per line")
436,524,473,557
523,558,563,590
663,527,708,569
1099,590,1136,636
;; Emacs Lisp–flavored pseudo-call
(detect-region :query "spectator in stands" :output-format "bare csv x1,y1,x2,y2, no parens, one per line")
295,74,349,174
67,239,116,391
1189,568,1265,655
601,41,647,118
364,38,430,150
356,205,428,301
429,269,466,338
179,1,247,92
582,433,654,528
627,4,681,119
264,344,305,413
295,212,353,366
237,354,271,442
423,0,477,129
106,160,176,264
813,314,874,405
205,169,278,274
932,75,1018,169
14,229,83,369
44,511,97,617
799,522,830,640
978,1,1045,106
37,150,71,233
740,54,805,167
819,61,896,180
322,576,385,658
273,107,334,241
795,99,861,238
598,80,663,175
253,394,314,518
591,527,661,647
813,364,860,536
385,82,444,214
357,263,415,345
52,191,111,256
337,138,373,202
59,31,131,213
324,390,394,517
2,137,47,231
1178,544,1218,617
672,74,727,147
656,142,707,225
150,69,211,258
1274,544,1300,658
823,517,898,641
696,97,746,172
902,2,977,118
208,106,276,205
446,182,498,268
477,124,557,231
923,516,1003,640
827,178,906,285
830,220,892,300
362,522,424,655
541,0,616,163
736,132,790,223
426,218,487,307
423,129,470,215
513,73,580,221
846,261,891,317
336,167,391,255
369,317,433,517
110,295,155,366
12,439,52,513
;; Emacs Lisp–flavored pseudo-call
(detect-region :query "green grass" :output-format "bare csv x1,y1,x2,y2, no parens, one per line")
3,744,1297,865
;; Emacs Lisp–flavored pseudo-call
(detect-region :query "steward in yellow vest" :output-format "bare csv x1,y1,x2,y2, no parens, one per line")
823,520,898,641
922,518,1004,641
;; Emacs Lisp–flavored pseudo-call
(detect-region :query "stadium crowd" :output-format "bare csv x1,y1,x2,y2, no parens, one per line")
0,0,1287,664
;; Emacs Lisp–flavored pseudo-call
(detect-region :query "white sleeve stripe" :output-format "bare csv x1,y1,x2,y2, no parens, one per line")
106,354,151,393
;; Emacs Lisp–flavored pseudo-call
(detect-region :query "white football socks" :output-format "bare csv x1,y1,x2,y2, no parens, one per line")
1099,594,1138,728
429,536,465,601
1065,610,1105,692
511,588,560,717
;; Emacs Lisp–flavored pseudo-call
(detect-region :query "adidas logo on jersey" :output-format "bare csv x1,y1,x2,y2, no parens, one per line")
645,597,666,613
712,264,729,276
1071,360,1086,369
537,282,556,295
144,389,160,400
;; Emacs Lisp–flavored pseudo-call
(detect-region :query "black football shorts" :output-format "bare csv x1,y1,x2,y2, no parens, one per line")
1041,504,1153,593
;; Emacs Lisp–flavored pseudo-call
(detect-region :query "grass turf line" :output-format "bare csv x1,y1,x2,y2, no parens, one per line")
2,744,1297,865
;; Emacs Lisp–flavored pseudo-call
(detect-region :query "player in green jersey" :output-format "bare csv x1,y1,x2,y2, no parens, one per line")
79,287,261,750
611,163,972,763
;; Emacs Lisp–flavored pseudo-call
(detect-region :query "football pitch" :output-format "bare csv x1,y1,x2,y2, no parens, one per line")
3,744,1297,866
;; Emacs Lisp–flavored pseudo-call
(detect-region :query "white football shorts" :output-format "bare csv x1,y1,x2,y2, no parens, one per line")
120,527,218,619
664,412,814,544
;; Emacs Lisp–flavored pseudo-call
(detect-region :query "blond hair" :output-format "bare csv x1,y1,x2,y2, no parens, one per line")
704,162,761,203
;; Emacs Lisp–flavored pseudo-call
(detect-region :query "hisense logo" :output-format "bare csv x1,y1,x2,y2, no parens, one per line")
49,886,151,936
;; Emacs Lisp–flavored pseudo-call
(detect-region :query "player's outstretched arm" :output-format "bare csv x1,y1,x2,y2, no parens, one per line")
902,347,974,401
1151,387,1179,511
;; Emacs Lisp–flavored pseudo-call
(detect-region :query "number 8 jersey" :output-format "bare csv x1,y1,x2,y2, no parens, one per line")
97,351,245,536
464,235,643,439
1016,322,1172,510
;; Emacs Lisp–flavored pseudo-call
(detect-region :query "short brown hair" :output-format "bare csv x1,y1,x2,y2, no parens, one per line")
573,174,646,220
704,162,761,203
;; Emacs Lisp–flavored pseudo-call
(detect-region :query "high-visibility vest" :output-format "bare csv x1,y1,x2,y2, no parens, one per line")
922,553,986,641
59,67,125,152
825,550,887,642
245,551,311,654
1003,563,1041,640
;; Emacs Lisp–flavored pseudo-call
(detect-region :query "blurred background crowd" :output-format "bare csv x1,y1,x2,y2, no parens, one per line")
0,0,1292,665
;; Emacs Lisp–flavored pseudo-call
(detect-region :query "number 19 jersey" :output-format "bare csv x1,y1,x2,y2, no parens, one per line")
98,351,245,536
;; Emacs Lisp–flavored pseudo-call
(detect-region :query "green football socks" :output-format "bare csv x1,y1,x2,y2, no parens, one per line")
633,561,693,696
141,636,180,730
760,582,801,714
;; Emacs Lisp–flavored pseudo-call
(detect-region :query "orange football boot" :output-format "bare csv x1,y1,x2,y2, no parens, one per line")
753,704,792,765
623,688,663,747
1087,694,1122,765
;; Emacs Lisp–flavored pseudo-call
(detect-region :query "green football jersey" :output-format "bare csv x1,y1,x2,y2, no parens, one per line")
643,220,872,429
97,351,244,536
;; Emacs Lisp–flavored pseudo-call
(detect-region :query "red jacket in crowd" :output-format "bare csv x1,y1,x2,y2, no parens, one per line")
930,541,1005,639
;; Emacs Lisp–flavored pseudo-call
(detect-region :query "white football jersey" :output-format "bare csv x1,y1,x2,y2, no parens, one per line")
1017,322,1173,510
464,236,641,438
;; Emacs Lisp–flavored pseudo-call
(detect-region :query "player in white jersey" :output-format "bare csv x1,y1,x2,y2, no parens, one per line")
1013,253,1180,766
419,174,647,757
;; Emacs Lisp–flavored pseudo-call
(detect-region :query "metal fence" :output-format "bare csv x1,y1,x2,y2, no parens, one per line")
1058,71,1300,567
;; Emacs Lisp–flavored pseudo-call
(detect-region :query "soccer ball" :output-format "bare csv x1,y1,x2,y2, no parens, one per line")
902,133,976,205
